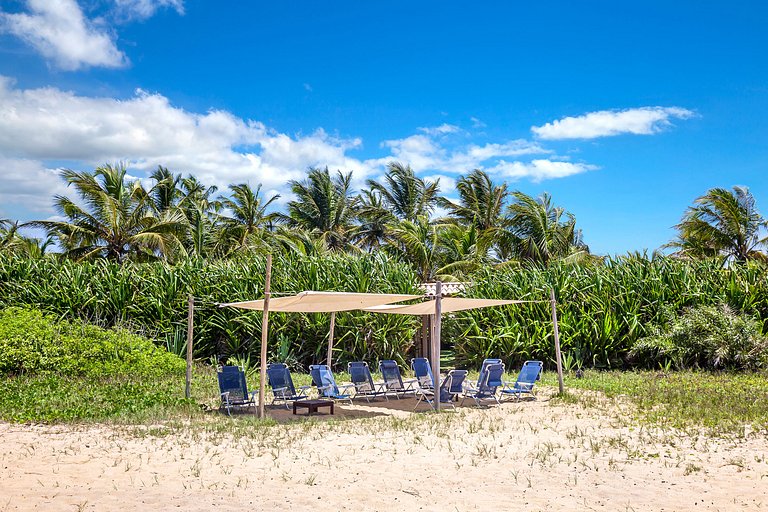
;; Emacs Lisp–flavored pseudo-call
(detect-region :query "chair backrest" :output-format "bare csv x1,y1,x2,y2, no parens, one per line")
437,370,467,402
267,363,297,395
411,358,434,389
348,361,375,392
477,363,505,395
220,365,241,373
515,360,544,388
480,358,503,375
217,368,248,401
309,364,340,397
379,360,405,390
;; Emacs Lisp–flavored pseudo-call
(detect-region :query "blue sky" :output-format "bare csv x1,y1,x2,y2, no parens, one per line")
1,0,767,255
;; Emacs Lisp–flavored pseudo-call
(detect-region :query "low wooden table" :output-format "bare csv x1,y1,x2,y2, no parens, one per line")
292,399,334,416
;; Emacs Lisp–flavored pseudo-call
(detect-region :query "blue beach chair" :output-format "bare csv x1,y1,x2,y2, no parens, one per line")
348,361,389,402
413,369,468,410
217,366,257,415
500,360,544,401
410,357,435,390
462,362,505,406
378,360,417,398
309,364,354,405
267,363,310,408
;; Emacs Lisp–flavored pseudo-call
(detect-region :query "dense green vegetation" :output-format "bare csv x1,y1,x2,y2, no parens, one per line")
1,253,767,370
0,308,190,422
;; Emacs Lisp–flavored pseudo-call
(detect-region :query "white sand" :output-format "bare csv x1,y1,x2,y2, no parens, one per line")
1,390,767,511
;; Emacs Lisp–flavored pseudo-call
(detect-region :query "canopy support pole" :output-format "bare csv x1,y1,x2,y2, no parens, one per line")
550,288,565,395
421,315,429,358
326,311,336,368
433,281,442,411
258,254,272,419
185,294,194,399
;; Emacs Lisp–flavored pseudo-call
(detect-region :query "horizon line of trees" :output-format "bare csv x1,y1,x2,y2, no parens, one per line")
1,162,767,280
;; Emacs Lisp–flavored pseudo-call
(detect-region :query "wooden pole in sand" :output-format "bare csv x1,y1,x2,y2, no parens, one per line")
258,254,272,419
550,288,565,395
326,311,336,368
185,294,194,399
421,315,429,358
433,281,442,411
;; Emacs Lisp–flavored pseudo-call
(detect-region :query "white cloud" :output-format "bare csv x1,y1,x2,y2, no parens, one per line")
490,159,597,182
470,116,486,129
113,0,184,21
0,0,128,70
0,157,68,215
424,174,457,192
0,78,377,213
418,123,460,136
532,107,694,140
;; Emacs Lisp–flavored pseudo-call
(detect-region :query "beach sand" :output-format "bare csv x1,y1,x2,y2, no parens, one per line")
1,390,766,511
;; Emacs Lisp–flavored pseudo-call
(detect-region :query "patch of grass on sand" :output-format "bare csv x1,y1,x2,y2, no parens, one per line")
544,370,768,435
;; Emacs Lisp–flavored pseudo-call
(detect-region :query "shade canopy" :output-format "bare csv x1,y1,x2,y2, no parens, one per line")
363,297,530,315
220,291,421,313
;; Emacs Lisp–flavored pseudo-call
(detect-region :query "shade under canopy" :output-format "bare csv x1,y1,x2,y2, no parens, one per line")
220,291,422,313
363,297,530,315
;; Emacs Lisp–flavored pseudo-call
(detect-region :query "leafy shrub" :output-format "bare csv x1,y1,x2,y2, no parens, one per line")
0,307,185,378
629,304,768,370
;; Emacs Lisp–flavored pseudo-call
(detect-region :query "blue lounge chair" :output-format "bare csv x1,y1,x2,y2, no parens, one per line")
348,361,389,402
308,364,354,405
378,360,417,398
414,369,468,410
217,365,257,415
410,357,435,390
462,362,505,406
500,360,544,401
267,363,311,408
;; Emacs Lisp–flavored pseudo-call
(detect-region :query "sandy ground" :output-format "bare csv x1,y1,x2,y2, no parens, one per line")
1,390,767,511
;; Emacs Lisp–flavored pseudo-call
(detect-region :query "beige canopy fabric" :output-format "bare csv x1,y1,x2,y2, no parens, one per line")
363,297,532,315
220,291,421,313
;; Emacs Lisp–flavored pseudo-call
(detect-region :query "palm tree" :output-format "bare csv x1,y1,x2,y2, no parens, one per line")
282,167,359,252
218,183,280,253
33,164,186,262
667,186,768,265
178,176,221,258
502,191,587,266
149,166,182,214
385,215,442,282
435,223,497,280
438,169,509,232
365,162,439,222
355,189,395,251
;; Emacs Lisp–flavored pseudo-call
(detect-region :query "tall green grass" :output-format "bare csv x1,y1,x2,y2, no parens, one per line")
1,253,766,370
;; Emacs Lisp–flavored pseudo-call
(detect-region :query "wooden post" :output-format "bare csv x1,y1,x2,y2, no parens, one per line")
185,294,194,399
550,288,565,395
421,315,429,358
326,311,336,368
258,254,272,419
433,281,442,411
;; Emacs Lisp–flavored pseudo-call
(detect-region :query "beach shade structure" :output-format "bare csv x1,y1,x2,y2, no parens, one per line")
266,363,311,408
410,357,435,390
378,360,417,399
413,369,468,410
309,364,354,405
462,362,505,407
500,360,544,402
348,361,389,402
217,366,257,415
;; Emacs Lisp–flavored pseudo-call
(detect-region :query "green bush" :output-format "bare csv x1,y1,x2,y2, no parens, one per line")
0,307,185,378
629,304,768,370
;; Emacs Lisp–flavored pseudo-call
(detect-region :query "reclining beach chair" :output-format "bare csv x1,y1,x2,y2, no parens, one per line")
348,361,389,402
267,363,311,408
413,369,468,410
462,362,505,406
500,360,544,402
308,364,354,405
378,360,417,398
217,365,257,415
410,357,435,390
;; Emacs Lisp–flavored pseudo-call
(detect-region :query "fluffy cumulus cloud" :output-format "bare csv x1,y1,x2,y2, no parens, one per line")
113,0,185,21
0,157,69,215
531,107,695,140
489,159,597,182
0,0,127,70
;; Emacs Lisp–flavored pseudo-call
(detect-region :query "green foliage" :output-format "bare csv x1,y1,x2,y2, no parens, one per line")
629,304,768,370
0,307,185,377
